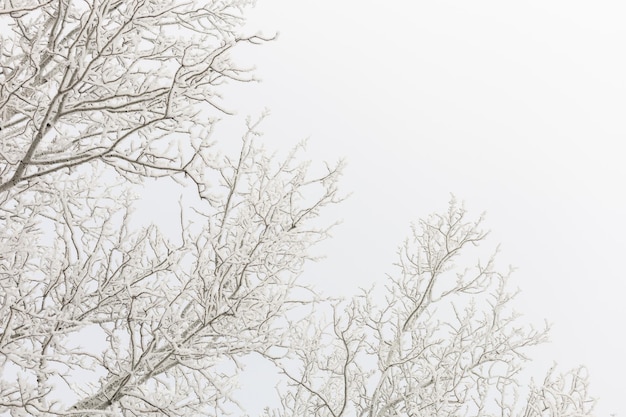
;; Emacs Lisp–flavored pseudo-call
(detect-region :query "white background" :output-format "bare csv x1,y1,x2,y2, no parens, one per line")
145,1,626,415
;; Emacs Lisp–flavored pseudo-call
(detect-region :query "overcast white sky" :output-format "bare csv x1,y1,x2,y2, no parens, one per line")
142,1,626,415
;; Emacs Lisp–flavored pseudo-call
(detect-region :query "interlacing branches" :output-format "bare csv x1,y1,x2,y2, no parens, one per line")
0,0,269,194
0,118,343,415
0,1,348,415
261,200,596,417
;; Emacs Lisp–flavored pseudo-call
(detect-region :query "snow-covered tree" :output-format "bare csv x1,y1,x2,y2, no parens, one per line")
0,1,598,416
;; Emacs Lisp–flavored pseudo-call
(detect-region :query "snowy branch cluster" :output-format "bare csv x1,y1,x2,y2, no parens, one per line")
263,203,594,417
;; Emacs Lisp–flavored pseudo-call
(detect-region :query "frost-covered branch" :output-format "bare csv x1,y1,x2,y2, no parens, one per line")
0,0,268,194
0,116,343,415
262,200,595,417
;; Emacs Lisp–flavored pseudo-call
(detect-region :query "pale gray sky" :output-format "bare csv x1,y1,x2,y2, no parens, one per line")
141,1,626,415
